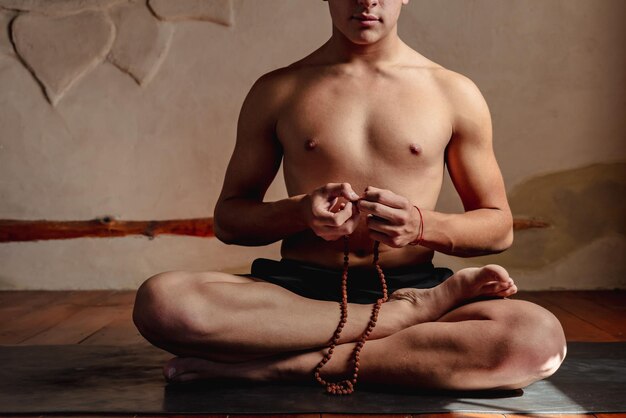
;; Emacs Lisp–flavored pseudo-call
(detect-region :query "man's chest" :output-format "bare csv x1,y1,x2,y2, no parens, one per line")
275,74,452,168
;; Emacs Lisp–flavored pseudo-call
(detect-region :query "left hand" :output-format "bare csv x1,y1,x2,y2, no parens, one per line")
357,186,421,248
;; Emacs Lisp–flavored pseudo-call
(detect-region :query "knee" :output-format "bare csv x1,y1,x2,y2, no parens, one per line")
133,271,189,341
494,301,567,388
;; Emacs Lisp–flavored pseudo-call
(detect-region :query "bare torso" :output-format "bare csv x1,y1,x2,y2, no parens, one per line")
273,46,453,268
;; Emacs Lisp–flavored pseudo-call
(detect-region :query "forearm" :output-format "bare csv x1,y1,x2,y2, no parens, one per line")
419,208,513,257
214,195,308,246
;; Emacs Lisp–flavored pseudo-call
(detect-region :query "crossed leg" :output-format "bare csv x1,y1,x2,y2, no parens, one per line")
133,265,567,391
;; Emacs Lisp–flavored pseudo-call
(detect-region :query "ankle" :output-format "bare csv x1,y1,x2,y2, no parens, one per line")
379,298,414,334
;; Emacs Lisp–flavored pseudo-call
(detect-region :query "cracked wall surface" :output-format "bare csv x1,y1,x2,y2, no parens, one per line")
0,0,625,289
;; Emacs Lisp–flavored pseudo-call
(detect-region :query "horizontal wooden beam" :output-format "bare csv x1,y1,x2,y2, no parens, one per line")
0,216,548,243
0,217,214,242
513,218,551,230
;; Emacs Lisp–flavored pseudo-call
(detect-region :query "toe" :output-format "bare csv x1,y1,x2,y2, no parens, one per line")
482,280,512,295
485,264,509,275
496,283,518,298
173,372,200,383
163,358,179,380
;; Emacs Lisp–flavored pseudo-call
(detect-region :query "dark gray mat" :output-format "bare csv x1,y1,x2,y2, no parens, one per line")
0,342,624,414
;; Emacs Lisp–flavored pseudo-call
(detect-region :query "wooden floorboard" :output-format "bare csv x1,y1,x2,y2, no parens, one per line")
19,291,132,345
514,292,619,341
0,291,69,321
80,315,146,345
0,291,116,344
575,291,626,309
20,305,129,345
535,291,626,340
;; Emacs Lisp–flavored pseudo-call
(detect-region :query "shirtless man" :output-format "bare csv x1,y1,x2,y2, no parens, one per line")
133,0,566,391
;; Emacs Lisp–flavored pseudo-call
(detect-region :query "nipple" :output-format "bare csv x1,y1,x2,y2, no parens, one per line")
305,139,318,150
409,143,422,155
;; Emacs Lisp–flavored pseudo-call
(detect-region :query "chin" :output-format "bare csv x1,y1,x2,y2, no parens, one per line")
343,30,384,45
352,34,384,45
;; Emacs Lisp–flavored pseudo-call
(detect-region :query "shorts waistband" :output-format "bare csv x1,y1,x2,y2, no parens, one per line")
278,258,436,276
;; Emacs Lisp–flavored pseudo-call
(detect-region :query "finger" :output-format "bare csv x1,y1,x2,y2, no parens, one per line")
361,186,408,209
367,229,396,247
323,183,361,201
323,201,354,227
358,199,402,223
317,222,359,240
366,214,397,235
367,215,411,247
315,226,345,241
321,203,361,232
327,196,340,212
341,210,361,235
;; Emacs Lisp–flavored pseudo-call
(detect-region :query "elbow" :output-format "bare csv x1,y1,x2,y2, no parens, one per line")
447,213,514,257
491,215,514,253
214,226,234,245
213,214,235,245
492,227,514,253
472,213,514,256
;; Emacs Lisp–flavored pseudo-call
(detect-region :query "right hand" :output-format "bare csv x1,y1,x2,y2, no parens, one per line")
302,182,362,241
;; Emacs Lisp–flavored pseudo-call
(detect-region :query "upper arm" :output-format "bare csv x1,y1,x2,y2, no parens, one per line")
216,72,286,208
443,72,511,215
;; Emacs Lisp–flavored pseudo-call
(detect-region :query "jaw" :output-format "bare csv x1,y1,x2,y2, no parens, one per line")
331,22,401,52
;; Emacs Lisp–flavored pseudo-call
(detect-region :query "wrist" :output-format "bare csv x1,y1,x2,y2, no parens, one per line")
296,194,312,229
408,205,424,246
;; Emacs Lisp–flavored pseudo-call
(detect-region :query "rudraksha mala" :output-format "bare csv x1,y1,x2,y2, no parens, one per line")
313,234,388,395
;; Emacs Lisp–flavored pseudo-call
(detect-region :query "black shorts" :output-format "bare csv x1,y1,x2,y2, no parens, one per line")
238,258,454,304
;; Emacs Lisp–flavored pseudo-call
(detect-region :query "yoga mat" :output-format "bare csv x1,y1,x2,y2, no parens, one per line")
0,342,624,414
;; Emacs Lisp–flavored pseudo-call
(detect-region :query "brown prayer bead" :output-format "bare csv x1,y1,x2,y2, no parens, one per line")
313,235,388,395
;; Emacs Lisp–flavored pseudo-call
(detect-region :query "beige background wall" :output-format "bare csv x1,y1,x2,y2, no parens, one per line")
0,0,624,290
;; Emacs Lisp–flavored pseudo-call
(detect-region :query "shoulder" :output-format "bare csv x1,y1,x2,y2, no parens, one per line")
431,69,490,119
243,59,319,110
396,51,484,104
245,66,295,104
237,66,302,128
396,51,490,128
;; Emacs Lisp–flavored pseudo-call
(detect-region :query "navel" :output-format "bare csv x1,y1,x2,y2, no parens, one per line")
305,138,318,151
409,143,422,155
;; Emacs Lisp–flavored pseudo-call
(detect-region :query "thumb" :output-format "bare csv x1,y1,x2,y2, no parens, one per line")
342,186,360,202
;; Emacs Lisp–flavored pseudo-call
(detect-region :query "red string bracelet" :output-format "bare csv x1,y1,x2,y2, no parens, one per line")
409,204,424,246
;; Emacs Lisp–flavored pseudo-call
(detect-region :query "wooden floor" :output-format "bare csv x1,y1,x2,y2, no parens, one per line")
0,289,625,418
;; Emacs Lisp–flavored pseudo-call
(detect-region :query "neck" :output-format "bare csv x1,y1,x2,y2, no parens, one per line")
325,26,405,66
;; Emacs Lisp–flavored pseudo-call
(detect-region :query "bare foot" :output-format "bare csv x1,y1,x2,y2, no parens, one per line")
388,264,517,327
163,355,275,383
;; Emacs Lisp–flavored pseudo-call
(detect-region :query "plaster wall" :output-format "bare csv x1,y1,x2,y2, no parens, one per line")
0,0,624,290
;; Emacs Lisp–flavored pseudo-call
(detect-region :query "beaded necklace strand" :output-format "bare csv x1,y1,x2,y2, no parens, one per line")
313,234,388,395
